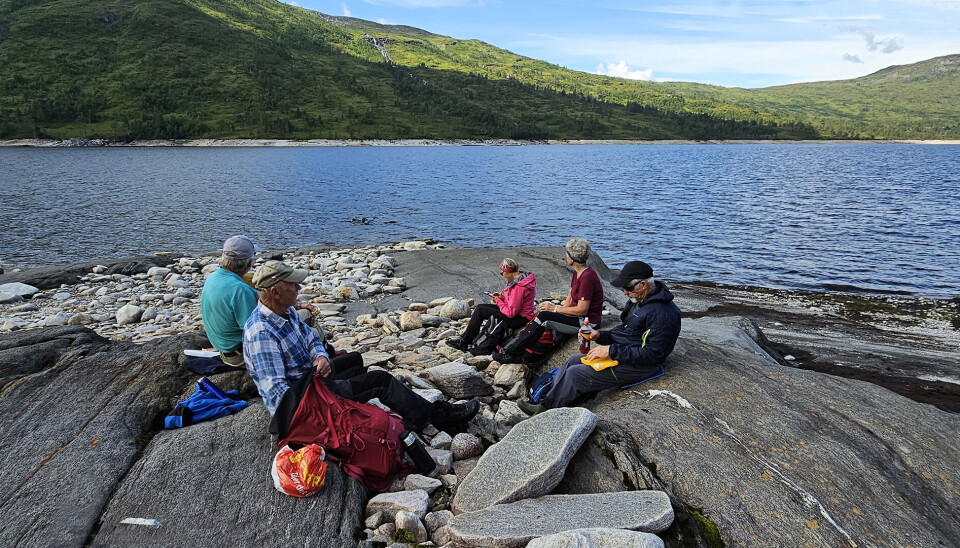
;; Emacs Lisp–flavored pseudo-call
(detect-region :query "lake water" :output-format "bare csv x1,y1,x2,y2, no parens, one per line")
1,143,958,298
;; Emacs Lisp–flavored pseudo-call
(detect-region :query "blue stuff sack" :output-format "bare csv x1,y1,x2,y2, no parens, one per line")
528,367,559,404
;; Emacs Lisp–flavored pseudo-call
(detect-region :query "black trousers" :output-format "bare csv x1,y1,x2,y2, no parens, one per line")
461,304,529,344
323,351,433,428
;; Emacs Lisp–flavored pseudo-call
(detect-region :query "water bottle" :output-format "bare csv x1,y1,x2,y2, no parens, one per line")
400,430,439,478
579,319,591,354
197,376,230,400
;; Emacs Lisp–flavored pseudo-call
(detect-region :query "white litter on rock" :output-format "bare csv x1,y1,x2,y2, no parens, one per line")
645,390,692,409
119,518,162,527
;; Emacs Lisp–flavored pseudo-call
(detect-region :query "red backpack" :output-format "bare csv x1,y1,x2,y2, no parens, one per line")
280,376,410,492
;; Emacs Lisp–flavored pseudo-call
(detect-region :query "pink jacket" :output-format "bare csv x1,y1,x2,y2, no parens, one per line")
496,272,537,320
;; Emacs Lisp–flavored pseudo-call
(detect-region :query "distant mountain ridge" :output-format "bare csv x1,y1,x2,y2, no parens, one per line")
0,0,956,140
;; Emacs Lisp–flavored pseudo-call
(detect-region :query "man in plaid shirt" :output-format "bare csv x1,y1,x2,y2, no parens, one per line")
243,260,479,432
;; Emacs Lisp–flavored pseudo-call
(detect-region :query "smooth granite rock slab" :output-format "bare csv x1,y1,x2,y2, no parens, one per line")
526,528,665,548
448,491,673,548
452,407,597,514
90,403,365,548
420,361,494,399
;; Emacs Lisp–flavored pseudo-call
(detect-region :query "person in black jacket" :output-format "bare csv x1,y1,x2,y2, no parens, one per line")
519,261,681,413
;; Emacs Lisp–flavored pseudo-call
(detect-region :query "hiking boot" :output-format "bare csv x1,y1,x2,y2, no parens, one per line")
492,350,516,364
446,336,468,351
431,399,481,432
517,398,546,416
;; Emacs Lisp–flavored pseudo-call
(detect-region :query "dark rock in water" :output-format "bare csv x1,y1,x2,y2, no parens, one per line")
0,326,365,548
0,255,176,290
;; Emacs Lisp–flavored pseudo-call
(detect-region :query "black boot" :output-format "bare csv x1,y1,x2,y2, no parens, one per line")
430,399,480,432
446,336,468,351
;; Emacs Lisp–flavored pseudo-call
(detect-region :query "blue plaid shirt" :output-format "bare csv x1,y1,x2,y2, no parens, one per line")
243,302,328,415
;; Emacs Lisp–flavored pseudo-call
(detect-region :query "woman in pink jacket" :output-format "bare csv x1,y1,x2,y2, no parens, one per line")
448,258,537,352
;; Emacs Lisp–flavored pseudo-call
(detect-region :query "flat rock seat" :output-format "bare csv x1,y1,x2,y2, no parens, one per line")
448,491,674,548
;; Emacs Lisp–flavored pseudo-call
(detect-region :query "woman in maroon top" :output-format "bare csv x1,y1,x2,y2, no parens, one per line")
535,237,604,334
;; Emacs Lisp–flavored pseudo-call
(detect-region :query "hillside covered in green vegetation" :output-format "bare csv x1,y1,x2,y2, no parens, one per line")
0,0,956,140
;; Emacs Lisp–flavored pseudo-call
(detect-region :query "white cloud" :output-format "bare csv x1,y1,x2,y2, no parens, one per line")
594,61,654,80
341,2,351,16
843,53,864,63
512,32,960,87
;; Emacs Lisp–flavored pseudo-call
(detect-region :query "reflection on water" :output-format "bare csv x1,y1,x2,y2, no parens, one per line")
0,144,958,298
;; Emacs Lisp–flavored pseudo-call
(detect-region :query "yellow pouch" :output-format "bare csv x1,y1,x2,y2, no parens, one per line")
580,356,618,371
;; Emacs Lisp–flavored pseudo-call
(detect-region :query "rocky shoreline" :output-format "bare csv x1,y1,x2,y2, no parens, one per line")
1,243,958,547
3,138,960,147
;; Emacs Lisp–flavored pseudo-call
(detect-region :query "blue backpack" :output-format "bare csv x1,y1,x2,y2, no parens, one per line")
528,367,559,404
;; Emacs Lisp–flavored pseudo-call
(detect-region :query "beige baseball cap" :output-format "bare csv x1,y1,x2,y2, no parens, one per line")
251,260,308,289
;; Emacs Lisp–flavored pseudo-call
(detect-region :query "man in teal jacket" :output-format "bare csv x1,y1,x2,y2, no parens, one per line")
200,235,260,367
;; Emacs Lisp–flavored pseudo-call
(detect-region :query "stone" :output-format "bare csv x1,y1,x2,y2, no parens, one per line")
43,315,66,327
140,307,158,322
146,267,171,278
408,303,429,312
420,362,494,399
424,510,453,534
452,407,598,514
381,316,400,334
0,292,23,304
432,525,453,546
365,511,384,529
399,311,423,331
429,431,453,450
447,492,674,548
115,304,144,325
0,282,40,298
9,303,39,313
451,433,483,461
438,299,470,320
493,363,526,388
54,291,72,300
395,511,428,543
361,351,393,368
425,448,453,475
412,388,445,403
428,297,453,308
403,474,443,496
525,528,666,548
366,490,430,520
420,314,445,327
402,241,428,251
67,313,93,326
494,399,527,426
333,285,360,301
452,457,480,480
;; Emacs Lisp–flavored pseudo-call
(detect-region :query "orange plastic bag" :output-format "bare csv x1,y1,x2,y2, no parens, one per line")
271,444,328,497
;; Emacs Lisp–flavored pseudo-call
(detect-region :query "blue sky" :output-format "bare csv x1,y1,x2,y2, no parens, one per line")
282,0,960,88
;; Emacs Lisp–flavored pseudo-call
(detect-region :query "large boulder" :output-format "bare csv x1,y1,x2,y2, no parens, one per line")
419,362,494,399
452,407,597,514
447,491,673,548
526,528,665,548
0,255,175,290
553,320,960,547
0,326,366,548
90,403,365,547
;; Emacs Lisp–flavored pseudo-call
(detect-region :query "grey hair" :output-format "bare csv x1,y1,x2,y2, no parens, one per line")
565,237,591,264
627,277,656,290
500,258,519,272
221,255,253,276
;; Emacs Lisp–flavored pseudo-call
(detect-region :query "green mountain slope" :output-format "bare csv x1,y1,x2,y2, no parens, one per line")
0,0,955,140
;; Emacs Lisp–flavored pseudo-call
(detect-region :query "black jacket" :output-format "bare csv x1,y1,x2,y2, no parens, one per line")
597,281,681,369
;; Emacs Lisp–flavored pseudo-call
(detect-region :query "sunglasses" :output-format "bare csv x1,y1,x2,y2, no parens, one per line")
623,280,643,292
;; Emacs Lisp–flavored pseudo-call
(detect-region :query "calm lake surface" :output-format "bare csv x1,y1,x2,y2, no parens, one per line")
1,143,958,298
